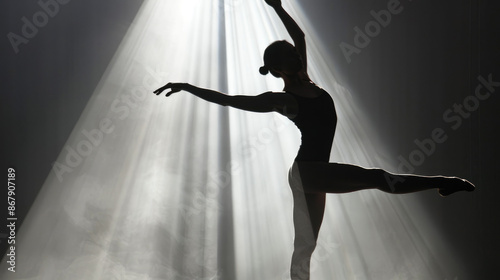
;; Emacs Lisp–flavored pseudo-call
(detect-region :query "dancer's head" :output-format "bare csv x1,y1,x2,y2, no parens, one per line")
259,40,303,78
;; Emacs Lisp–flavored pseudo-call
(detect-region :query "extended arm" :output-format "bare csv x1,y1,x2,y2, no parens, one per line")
266,0,307,70
153,82,297,115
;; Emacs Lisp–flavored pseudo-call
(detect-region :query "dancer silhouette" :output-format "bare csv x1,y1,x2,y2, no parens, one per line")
154,1,475,279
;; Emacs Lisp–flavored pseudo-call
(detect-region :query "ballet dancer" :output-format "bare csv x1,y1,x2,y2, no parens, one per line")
153,1,474,279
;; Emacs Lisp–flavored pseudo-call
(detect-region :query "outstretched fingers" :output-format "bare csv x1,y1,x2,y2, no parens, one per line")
153,83,169,95
153,82,182,97
153,87,164,95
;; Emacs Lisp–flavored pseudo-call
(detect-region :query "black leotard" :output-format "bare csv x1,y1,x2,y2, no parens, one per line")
288,89,337,162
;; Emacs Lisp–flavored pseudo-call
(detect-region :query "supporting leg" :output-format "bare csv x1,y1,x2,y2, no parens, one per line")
288,163,326,280
290,192,325,280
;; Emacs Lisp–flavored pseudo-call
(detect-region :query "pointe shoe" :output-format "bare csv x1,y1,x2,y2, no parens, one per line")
438,177,475,197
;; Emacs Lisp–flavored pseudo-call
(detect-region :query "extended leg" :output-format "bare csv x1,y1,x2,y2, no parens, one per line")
295,162,474,195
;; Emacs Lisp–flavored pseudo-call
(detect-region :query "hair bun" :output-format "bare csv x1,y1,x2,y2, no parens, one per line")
259,66,269,75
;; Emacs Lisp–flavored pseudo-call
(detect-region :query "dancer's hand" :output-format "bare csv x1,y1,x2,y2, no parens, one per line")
264,0,281,8
153,82,187,97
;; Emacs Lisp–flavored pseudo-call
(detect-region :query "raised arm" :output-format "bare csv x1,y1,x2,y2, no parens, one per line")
265,0,307,71
154,82,297,116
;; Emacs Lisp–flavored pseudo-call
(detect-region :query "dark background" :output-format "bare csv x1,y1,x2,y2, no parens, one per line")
1,0,498,279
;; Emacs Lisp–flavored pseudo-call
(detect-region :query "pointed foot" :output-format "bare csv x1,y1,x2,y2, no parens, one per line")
438,177,475,197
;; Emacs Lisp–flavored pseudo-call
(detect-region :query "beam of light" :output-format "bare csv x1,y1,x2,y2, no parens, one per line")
2,0,468,279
